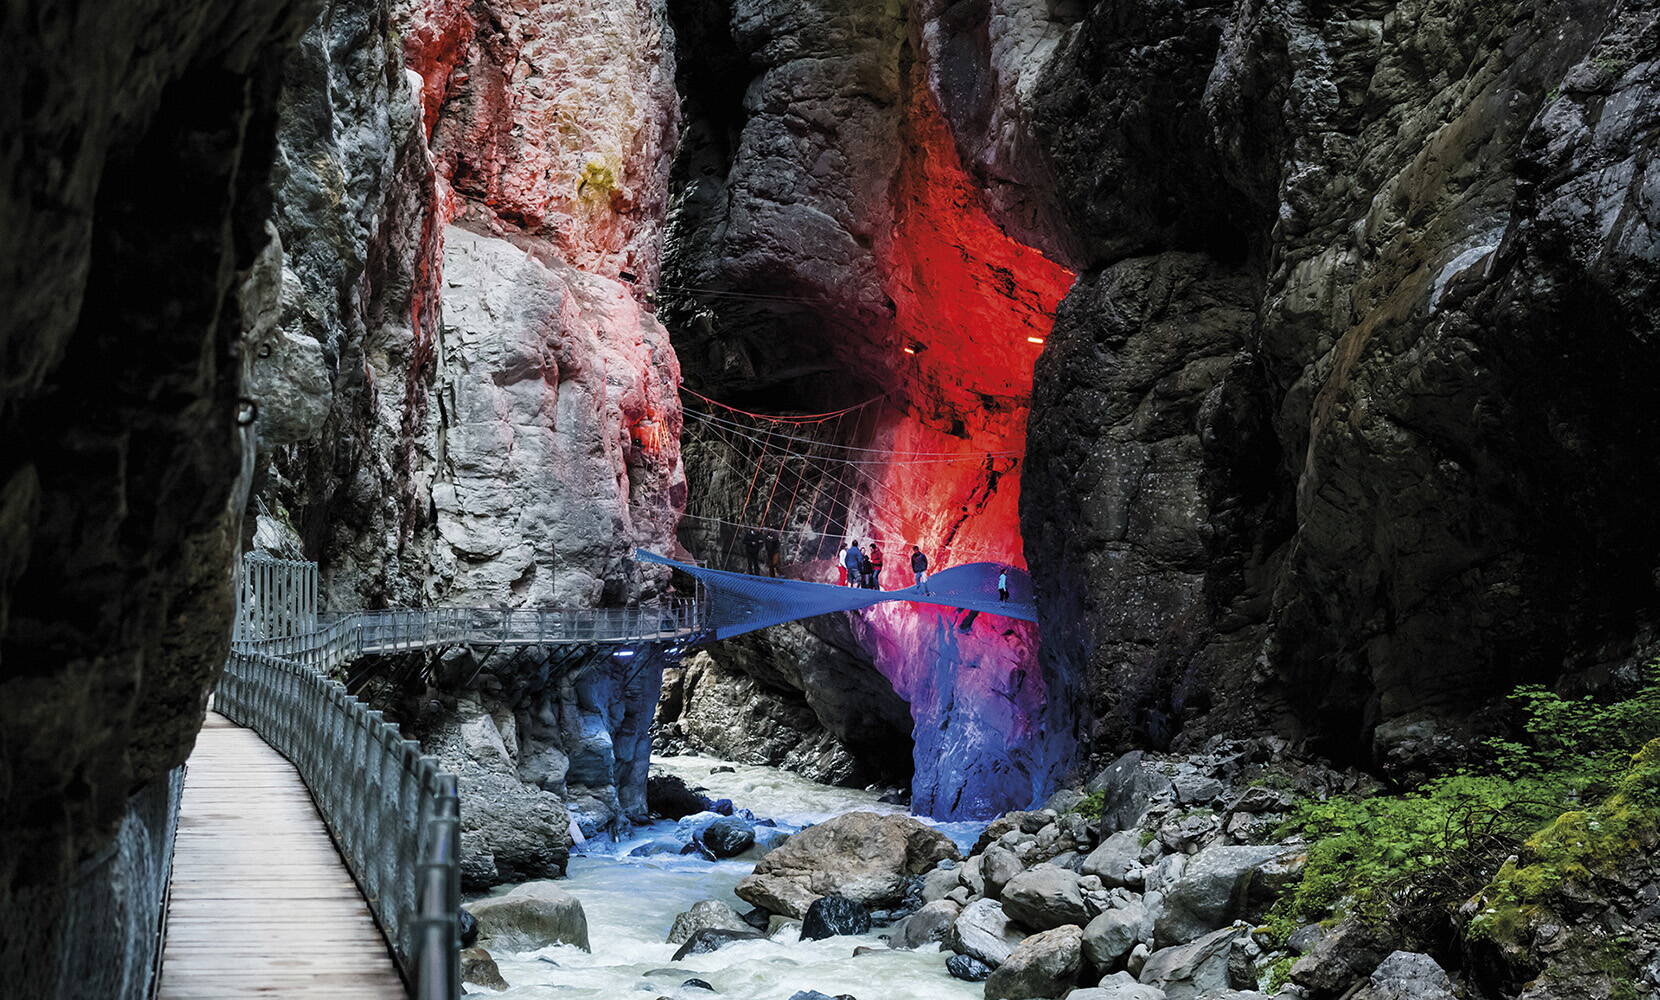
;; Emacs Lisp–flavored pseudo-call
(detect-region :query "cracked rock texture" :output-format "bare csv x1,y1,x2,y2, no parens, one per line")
0,0,318,988
248,0,686,861
1020,0,1660,776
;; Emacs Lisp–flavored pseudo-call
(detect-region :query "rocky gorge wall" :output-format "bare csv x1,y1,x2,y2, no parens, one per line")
244,0,689,872
0,0,321,985
1017,0,1660,774
659,0,1081,820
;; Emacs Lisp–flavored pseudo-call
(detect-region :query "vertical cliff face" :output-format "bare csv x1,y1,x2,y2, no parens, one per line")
251,0,687,852
660,0,1080,817
1020,0,1660,773
0,0,318,987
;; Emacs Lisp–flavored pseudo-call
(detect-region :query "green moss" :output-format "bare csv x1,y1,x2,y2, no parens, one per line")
1138,829,1156,847
1075,790,1105,820
577,161,618,201
1264,956,1296,993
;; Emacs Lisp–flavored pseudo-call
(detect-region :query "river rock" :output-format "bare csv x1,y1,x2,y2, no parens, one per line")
1289,917,1396,995
464,882,590,952
889,899,959,950
984,925,1084,1000
1350,951,1457,1000
947,952,993,981
974,811,1053,853
630,839,682,858
801,895,872,941
667,900,752,944
735,812,960,918
460,947,508,991
982,844,1025,899
701,816,755,858
459,907,479,948
1154,844,1295,946
1082,899,1149,968
948,898,1026,968
671,927,766,961
647,773,711,819
1000,865,1090,929
1087,753,1175,832
1138,927,1245,1000
1066,984,1167,1000
1081,830,1145,888
922,866,960,902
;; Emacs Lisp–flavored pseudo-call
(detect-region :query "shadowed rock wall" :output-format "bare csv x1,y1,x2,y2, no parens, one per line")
1020,0,1660,774
0,0,318,985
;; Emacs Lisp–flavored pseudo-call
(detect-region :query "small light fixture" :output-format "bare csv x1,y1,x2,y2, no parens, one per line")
1026,336,1045,345
613,649,636,659
903,340,925,355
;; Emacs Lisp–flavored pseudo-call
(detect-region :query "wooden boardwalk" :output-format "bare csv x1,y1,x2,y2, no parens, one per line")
159,712,406,998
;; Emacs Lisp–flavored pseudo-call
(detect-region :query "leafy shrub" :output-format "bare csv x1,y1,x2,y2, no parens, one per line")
1265,665,1660,943
1075,789,1105,821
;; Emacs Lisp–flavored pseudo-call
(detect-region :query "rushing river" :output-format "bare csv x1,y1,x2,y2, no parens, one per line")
475,754,984,999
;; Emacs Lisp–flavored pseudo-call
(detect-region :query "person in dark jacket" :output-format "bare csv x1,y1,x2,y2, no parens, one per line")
844,541,864,585
766,532,781,577
858,547,874,588
743,528,763,575
910,546,928,594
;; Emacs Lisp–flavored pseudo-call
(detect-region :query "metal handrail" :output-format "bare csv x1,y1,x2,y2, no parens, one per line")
216,650,460,1000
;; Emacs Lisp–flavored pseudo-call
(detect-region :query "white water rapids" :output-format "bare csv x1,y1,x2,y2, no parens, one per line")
474,753,984,999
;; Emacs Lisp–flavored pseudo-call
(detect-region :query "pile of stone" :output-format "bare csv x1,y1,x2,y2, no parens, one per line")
885,741,1455,1000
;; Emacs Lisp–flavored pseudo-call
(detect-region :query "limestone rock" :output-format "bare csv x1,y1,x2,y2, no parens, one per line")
984,925,1084,1000
460,947,508,991
1154,844,1296,946
735,812,961,918
1065,984,1167,1000
671,927,766,961
1082,900,1149,969
1000,866,1091,930
465,882,590,953
1137,927,1246,1000
1290,918,1396,996
982,845,1026,899
890,899,959,950
1081,830,1145,888
1351,952,1457,1000
949,898,1027,969
667,900,752,945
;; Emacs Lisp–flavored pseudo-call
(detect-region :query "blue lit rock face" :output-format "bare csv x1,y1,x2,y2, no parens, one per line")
854,569,1079,821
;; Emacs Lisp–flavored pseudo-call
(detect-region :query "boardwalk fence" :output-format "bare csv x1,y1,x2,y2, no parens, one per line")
212,552,702,998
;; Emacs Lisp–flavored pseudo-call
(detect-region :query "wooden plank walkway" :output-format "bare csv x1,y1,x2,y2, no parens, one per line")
158,712,406,998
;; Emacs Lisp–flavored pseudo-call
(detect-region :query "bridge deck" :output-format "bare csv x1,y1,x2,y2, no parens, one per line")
159,713,405,998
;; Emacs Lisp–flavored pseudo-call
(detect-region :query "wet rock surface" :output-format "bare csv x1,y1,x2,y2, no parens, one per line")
735,811,960,918
464,881,591,953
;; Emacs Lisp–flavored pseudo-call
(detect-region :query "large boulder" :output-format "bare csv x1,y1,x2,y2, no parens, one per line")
735,812,960,918
647,773,712,819
801,895,872,941
982,845,1028,900
1289,918,1396,996
701,816,756,858
1000,866,1091,930
984,925,1085,1000
671,927,766,961
949,898,1027,968
464,882,590,952
1137,926,1246,1000
890,899,960,950
1082,899,1150,969
1154,844,1294,946
1087,753,1175,833
1080,830,1145,888
667,900,752,945
1350,952,1457,1000
1066,985,1167,1000
460,947,508,991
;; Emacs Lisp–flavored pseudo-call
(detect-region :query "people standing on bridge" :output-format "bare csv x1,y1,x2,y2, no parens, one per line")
836,544,849,586
998,567,1009,602
743,528,763,576
766,532,781,577
858,545,874,588
911,545,929,594
868,542,884,589
845,541,864,586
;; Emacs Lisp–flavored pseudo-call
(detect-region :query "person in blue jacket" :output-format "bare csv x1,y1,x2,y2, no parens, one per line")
844,541,864,586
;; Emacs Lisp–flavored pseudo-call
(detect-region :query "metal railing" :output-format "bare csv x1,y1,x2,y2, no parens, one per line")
216,650,461,1000
211,553,703,999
